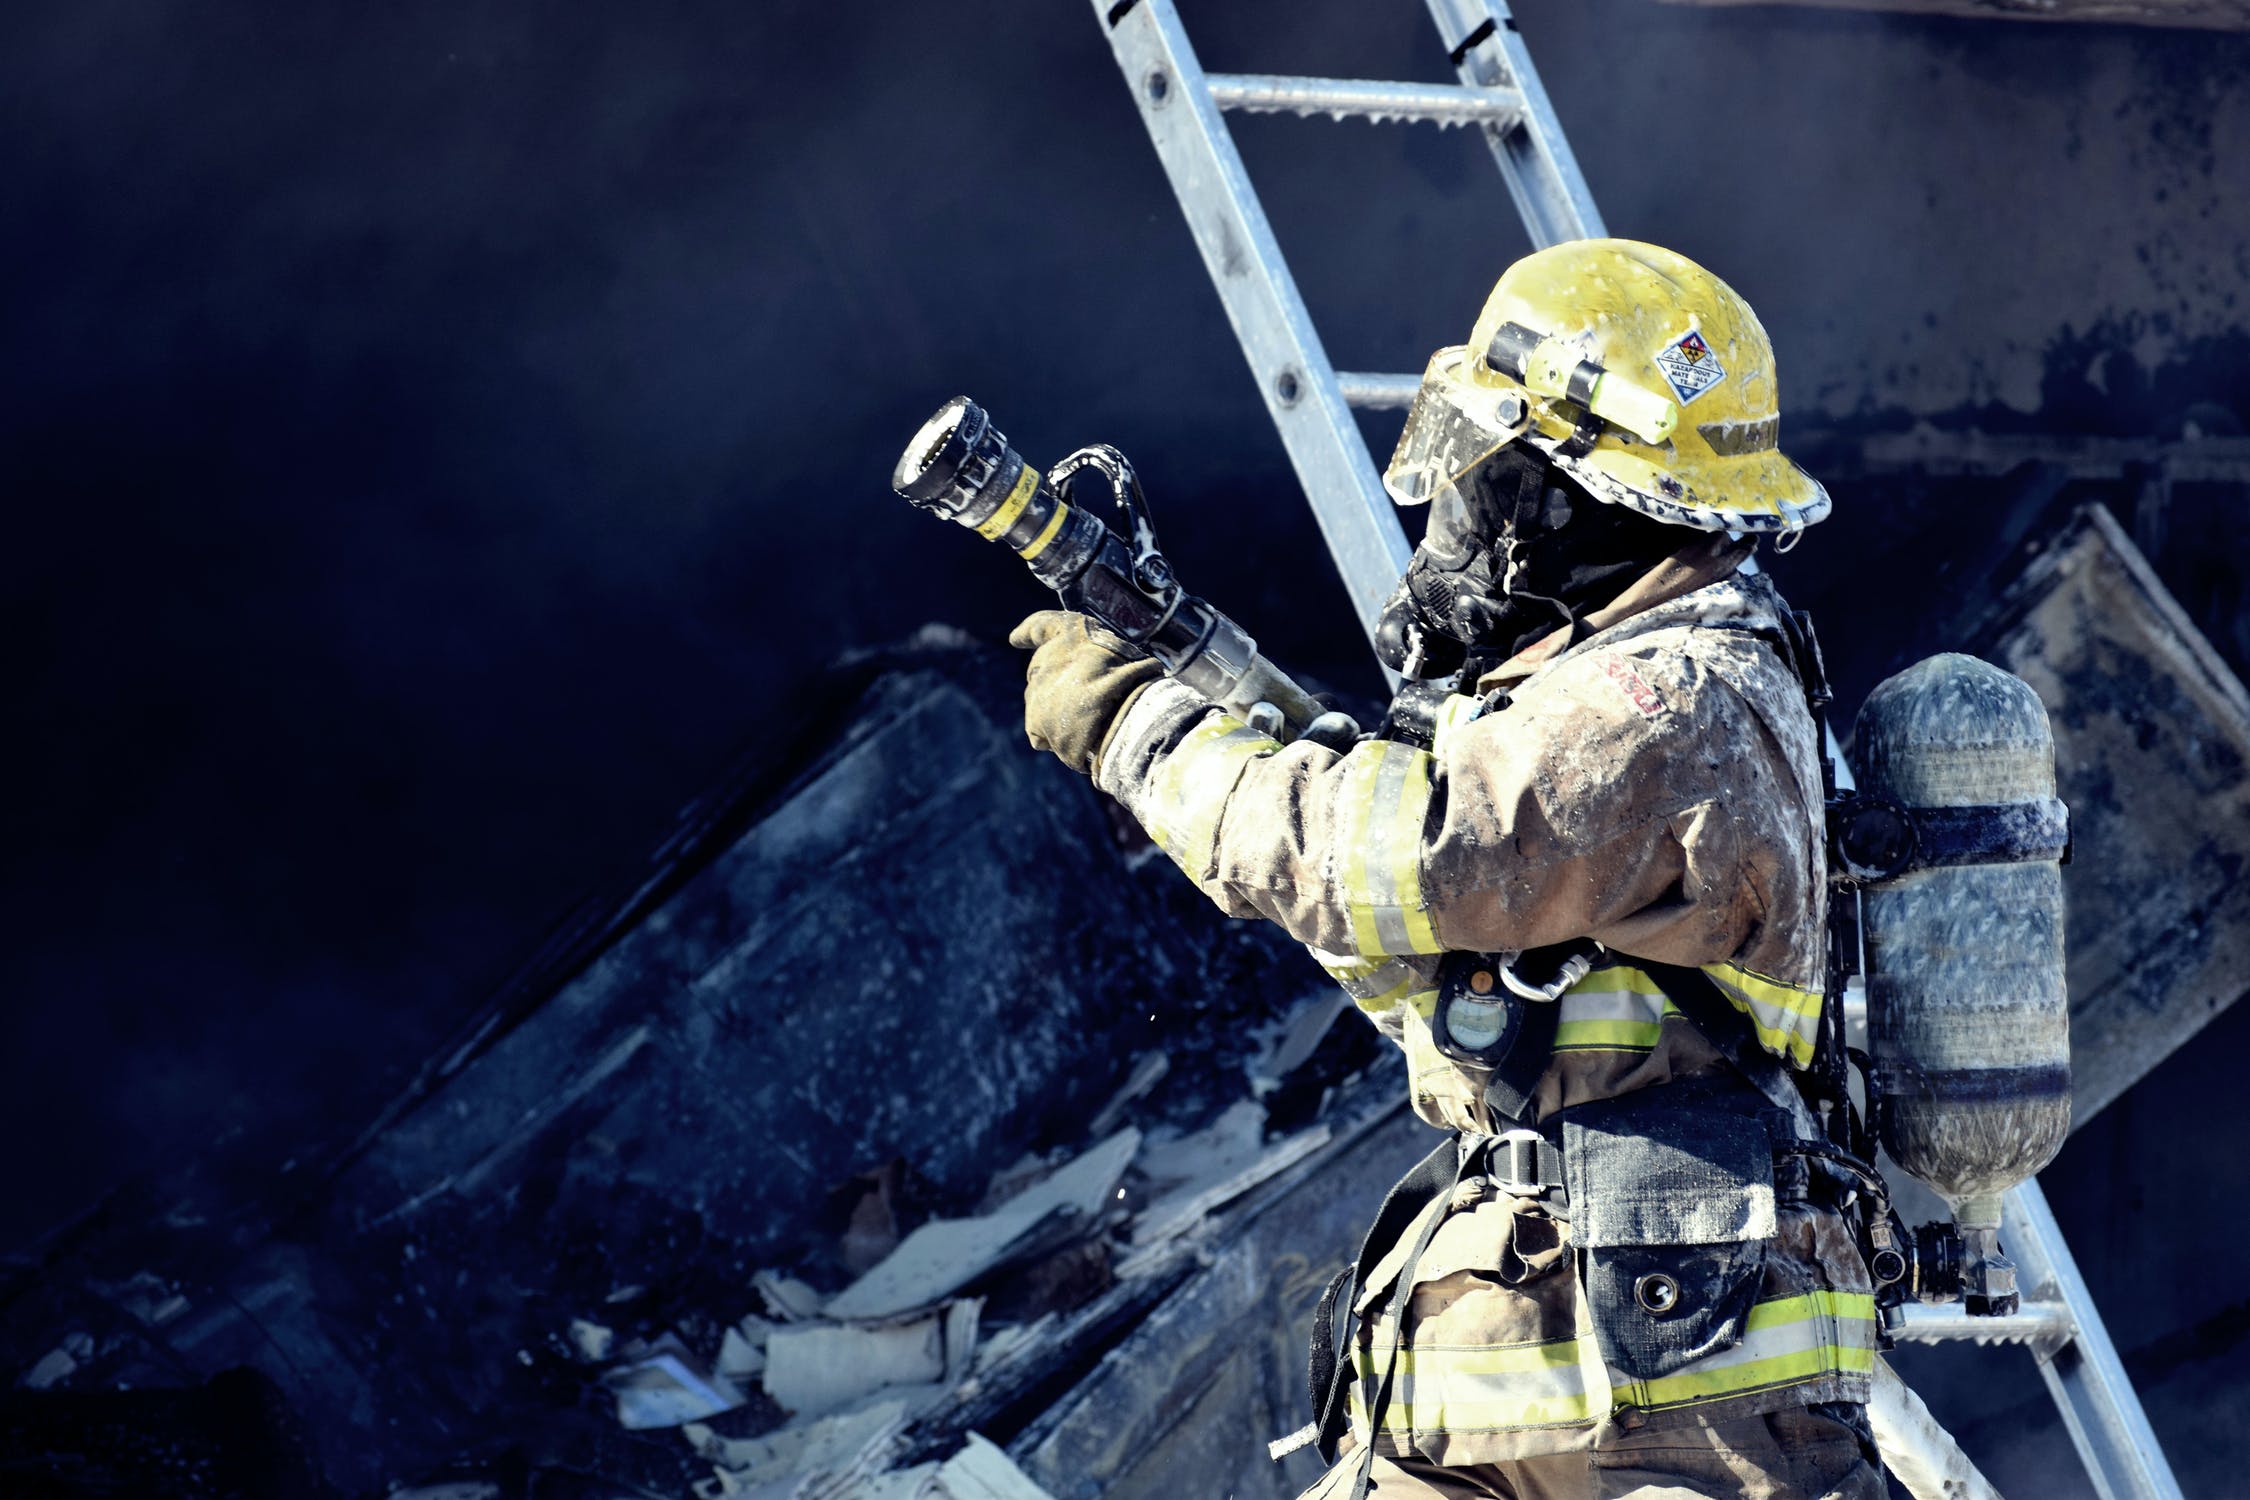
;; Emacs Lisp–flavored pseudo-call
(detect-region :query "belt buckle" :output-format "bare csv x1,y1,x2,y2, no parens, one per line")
1490,1128,1549,1198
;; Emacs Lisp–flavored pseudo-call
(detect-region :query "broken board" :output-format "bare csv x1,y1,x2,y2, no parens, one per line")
1965,503,2250,1125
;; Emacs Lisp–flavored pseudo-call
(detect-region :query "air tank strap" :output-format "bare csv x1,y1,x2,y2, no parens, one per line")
1830,794,2072,884
1914,799,2071,866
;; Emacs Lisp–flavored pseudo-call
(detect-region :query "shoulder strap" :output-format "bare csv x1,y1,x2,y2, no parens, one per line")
1634,960,1825,1143
1482,992,1559,1126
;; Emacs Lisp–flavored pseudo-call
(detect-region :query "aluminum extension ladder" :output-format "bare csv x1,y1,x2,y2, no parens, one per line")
1084,3,2184,1496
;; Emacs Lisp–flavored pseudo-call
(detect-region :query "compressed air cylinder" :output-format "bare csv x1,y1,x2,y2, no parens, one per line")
1856,654,2071,1239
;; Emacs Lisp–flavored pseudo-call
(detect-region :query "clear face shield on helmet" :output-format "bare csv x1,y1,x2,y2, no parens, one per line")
1373,341,1691,681
1372,347,1541,678
1380,346,1534,513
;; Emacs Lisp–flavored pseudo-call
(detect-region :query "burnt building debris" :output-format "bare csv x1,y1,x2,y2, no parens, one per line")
1655,0,2250,29
3,506,2247,1498
1966,504,2250,1123
0,633,1363,1497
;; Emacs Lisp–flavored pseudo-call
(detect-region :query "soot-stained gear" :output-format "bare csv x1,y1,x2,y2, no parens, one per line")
1087,558,1876,1468
1009,609,1167,776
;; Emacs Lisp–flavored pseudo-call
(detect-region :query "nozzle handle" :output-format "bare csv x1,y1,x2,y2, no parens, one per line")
893,395,1339,743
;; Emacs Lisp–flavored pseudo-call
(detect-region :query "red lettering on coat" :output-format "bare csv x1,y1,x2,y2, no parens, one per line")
1599,656,1667,718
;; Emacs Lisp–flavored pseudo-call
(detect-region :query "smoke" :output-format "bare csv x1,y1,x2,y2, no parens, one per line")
1,0,2243,1263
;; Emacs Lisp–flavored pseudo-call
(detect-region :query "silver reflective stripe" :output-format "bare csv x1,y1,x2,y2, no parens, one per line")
1352,1335,1599,1436
1701,963,1822,1068
1339,742,1442,956
1553,965,1675,1051
1316,952,1415,1003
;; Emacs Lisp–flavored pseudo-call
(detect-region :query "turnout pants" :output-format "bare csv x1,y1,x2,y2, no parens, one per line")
1298,1402,1884,1500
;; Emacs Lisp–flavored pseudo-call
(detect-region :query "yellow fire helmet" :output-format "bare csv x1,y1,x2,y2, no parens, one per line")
1384,238,1830,537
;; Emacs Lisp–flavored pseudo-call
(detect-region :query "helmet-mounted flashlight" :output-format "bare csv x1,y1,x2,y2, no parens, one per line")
1484,321,1678,447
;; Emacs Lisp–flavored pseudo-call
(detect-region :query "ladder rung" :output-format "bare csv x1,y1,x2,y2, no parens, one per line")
1204,74,1524,131
1888,1300,2075,1348
1335,371,1422,410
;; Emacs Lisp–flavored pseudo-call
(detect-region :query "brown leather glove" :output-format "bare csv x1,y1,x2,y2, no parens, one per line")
1009,609,1166,776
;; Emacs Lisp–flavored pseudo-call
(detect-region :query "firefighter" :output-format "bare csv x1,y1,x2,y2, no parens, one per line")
1012,240,1881,1499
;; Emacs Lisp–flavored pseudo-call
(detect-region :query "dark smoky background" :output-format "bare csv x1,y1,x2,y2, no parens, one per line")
2,0,2246,1461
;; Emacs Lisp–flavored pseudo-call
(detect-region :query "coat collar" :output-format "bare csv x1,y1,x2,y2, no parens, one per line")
1476,535,1770,692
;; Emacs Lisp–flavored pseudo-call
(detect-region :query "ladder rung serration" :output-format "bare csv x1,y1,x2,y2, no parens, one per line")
1204,73,1525,130
1888,1301,2076,1350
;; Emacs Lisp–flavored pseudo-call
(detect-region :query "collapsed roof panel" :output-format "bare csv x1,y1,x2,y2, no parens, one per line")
1010,1091,1430,1500
1966,503,2250,1124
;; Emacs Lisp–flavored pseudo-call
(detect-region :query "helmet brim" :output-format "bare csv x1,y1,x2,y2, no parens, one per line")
1542,440,1831,535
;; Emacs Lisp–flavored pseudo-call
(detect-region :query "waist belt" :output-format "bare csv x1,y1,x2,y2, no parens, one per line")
1281,963,1836,1483
1486,1127,1566,1201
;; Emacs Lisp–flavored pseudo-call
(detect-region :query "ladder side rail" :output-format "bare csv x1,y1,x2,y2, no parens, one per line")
2005,1179,2187,1500
1424,0,1605,246
1095,0,1411,641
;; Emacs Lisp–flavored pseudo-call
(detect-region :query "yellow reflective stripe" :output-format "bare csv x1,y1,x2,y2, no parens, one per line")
1350,1336,1598,1436
1345,1291,1876,1442
1701,963,1823,1069
1314,958,1440,1025
1329,968,1433,1020
1620,1290,1877,1413
1316,952,1410,997
1142,716,1280,877
1338,742,1443,957
1313,952,1438,1020
1706,963,1824,1019
1014,498,1071,560
1554,1017,1665,1051
1632,1343,1878,1409
972,464,1041,539
1554,966,1678,1052
1393,754,1440,952
1745,1289,1878,1332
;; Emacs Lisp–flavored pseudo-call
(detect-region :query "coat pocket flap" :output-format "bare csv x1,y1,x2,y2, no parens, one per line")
1561,1095,1777,1247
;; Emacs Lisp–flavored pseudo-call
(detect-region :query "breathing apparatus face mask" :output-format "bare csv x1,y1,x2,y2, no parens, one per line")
1375,345,1688,679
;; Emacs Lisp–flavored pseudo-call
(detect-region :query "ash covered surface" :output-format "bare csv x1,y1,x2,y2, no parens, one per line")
0,633,1394,1498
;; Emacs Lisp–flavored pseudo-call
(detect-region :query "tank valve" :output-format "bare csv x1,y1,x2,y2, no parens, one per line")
1958,1225,2021,1318
1896,1220,2020,1316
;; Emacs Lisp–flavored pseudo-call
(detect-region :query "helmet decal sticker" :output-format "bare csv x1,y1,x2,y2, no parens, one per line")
1653,327,1727,405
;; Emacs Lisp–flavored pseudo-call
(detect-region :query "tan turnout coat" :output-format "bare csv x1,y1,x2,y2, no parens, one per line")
1091,547,1876,1464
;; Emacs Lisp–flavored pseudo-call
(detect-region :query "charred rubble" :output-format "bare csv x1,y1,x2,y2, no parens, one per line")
3,504,2247,1499
0,628,1404,1499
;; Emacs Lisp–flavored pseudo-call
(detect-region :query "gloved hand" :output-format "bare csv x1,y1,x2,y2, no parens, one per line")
1008,609,1165,776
